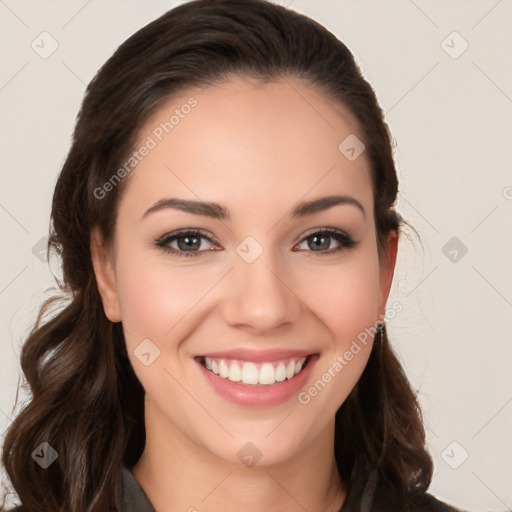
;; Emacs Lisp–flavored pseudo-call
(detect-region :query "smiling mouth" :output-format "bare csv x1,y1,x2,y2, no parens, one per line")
196,355,314,386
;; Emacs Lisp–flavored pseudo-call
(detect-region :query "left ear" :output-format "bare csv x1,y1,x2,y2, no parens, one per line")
377,229,399,323
90,225,122,323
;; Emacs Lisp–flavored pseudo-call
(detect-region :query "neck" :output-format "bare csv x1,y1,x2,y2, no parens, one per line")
132,399,347,512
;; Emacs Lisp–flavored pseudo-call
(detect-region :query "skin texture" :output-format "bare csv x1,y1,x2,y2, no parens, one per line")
91,76,398,512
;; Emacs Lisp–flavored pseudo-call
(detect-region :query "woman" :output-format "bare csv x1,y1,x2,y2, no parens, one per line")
2,0,466,510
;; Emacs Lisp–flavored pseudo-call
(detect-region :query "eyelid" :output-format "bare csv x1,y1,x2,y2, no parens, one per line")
295,226,354,244
156,228,220,245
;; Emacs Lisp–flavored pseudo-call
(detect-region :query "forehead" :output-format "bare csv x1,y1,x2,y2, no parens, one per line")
119,76,374,223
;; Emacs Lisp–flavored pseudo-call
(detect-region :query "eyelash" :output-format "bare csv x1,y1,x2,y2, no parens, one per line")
154,227,357,258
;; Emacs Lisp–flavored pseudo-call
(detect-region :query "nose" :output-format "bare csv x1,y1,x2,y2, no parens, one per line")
220,248,303,335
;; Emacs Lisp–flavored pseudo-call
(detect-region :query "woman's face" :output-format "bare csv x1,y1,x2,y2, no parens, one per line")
91,76,397,466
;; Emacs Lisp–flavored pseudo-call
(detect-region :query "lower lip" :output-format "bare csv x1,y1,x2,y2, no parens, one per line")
196,356,318,407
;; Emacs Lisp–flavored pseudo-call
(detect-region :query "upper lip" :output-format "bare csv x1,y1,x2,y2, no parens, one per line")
195,348,318,362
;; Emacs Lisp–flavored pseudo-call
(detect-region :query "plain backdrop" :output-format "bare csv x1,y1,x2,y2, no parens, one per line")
0,0,511,510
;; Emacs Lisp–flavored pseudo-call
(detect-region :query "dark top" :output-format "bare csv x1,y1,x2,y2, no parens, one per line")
9,465,466,511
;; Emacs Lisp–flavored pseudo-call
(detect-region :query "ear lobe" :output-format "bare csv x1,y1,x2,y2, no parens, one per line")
90,226,121,322
377,229,399,322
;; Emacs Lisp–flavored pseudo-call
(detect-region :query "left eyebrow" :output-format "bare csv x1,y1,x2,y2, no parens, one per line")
290,194,366,220
141,194,366,221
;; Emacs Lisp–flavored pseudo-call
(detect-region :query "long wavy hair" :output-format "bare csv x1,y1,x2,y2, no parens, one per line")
2,0,433,510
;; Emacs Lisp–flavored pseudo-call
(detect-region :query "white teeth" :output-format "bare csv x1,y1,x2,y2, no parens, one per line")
228,361,242,381
286,361,295,379
295,358,305,374
218,359,230,378
241,362,259,385
275,363,287,382
202,356,309,385
259,363,276,385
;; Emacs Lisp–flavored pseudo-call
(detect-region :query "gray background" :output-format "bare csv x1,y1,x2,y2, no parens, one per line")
0,0,511,510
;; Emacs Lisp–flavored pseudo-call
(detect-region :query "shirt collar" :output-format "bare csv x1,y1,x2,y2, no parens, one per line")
122,466,156,512
121,464,377,511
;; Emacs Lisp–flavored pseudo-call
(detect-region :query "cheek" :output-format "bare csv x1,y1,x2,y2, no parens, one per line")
297,248,380,340
114,250,211,348
296,251,380,409
114,252,215,396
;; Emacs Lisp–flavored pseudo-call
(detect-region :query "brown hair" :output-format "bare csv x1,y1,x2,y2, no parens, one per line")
2,0,432,510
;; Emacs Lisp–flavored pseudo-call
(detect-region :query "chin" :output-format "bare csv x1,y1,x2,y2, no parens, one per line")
207,429,307,468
